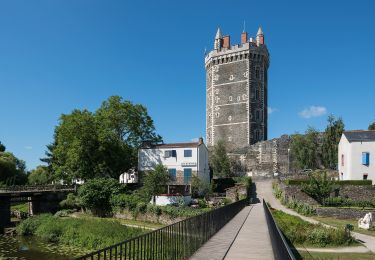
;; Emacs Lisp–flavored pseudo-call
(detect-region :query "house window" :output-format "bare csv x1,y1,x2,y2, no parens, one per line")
184,150,192,157
184,168,192,184
164,150,177,158
363,174,368,180
341,154,344,166
168,168,176,181
362,152,370,166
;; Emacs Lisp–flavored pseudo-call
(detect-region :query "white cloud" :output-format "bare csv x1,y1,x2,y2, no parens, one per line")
191,138,199,142
24,146,33,150
299,106,327,119
268,107,278,114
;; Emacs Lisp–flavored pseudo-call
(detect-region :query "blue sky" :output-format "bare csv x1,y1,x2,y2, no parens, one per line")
0,0,374,170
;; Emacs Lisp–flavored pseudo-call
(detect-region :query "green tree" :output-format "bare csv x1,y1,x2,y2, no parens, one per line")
141,164,170,204
302,171,335,204
290,127,321,170
0,151,27,186
369,122,375,130
210,140,231,178
28,165,50,185
78,178,123,216
321,115,345,169
191,176,211,199
0,141,5,152
45,96,161,182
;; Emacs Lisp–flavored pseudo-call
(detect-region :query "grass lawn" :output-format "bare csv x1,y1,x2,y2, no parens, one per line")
11,202,29,213
72,212,165,230
297,250,375,260
313,216,375,237
271,209,358,248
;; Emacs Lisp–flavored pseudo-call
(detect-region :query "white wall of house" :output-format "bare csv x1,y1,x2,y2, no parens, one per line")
338,134,375,183
138,143,210,182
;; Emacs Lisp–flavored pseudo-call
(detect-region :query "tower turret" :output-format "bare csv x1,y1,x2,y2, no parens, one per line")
256,27,265,46
214,28,222,50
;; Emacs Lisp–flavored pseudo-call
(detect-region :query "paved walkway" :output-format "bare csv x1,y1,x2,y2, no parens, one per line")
190,206,253,260
256,180,375,254
224,203,274,260
191,188,274,260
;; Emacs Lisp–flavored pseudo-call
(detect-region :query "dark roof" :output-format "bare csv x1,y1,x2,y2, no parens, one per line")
343,130,375,142
146,142,201,149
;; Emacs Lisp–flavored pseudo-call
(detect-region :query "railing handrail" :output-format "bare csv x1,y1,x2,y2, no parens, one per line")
263,199,296,260
76,198,248,260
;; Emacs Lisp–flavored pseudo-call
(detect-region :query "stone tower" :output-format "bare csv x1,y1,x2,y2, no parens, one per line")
205,27,270,151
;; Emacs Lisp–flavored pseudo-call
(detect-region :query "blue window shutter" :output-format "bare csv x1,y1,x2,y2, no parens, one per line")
184,168,192,184
184,150,192,157
168,169,176,180
362,152,370,165
172,150,177,157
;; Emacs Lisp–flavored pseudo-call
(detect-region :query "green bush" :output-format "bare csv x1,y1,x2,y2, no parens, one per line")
60,193,82,209
110,193,141,211
272,210,355,247
323,196,374,208
78,178,124,216
337,180,372,185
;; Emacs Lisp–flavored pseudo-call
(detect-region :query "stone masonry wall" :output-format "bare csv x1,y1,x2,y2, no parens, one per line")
228,135,296,178
316,207,375,219
335,185,375,201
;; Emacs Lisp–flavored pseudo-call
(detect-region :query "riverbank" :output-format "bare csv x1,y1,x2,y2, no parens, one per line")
17,214,145,251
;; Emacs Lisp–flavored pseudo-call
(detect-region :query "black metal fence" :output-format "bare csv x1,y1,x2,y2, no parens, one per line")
263,199,296,260
76,199,247,260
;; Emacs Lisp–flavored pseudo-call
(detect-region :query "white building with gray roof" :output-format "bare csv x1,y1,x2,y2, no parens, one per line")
338,130,375,183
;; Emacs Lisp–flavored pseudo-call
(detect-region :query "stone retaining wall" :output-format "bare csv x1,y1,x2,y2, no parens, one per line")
316,207,375,219
335,185,375,201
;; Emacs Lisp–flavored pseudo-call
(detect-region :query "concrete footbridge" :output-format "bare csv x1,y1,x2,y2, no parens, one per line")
191,180,294,260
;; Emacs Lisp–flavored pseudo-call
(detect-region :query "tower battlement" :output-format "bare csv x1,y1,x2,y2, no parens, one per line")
205,27,270,151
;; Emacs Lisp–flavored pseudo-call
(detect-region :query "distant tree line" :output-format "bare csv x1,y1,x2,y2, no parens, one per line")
290,115,345,170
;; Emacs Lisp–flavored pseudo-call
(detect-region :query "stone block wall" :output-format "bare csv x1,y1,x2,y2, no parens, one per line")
335,185,375,201
281,183,319,206
316,207,375,219
228,135,296,178
225,185,248,201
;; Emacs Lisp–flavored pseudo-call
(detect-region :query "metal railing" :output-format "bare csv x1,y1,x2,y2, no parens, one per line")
76,199,247,260
263,199,296,260
0,185,76,193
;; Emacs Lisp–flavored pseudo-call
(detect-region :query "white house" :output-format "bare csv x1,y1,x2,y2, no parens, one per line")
138,137,210,195
119,168,138,184
338,130,375,183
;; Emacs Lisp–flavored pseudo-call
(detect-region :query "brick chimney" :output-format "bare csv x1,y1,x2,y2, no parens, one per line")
222,35,230,48
241,32,247,44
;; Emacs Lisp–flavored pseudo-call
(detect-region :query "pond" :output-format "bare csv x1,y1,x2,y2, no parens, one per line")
0,235,88,260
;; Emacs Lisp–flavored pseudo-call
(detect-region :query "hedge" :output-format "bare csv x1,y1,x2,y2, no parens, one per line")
284,179,372,186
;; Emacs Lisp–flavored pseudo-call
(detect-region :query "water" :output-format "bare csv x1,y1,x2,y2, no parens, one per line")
0,235,88,260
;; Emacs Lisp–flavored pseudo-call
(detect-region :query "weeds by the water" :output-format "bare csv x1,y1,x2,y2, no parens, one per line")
17,214,145,250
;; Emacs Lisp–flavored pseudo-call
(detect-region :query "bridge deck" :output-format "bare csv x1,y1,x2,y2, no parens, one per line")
191,202,274,260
